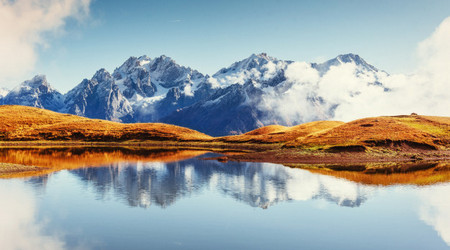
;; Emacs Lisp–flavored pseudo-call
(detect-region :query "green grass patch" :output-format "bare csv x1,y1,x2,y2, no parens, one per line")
395,117,449,136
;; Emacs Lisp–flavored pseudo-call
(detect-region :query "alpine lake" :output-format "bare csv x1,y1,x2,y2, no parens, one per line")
0,147,449,250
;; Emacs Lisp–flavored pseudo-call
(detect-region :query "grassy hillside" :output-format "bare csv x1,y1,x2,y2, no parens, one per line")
217,121,344,143
0,105,449,152
284,115,450,151
0,105,212,142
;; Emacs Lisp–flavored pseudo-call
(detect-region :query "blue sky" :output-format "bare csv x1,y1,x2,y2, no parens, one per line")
4,0,450,92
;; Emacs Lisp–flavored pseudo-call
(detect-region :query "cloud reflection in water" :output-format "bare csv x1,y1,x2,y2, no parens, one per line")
0,181,65,250
420,184,450,246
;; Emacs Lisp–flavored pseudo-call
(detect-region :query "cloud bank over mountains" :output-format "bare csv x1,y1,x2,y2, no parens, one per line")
263,16,450,123
0,0,91,87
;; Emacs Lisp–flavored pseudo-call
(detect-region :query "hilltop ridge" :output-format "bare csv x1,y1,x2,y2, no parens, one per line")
0,105,449,152
0,105,212,142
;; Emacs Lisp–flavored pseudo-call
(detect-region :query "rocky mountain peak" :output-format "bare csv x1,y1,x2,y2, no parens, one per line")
92,68,113,83
25,75,49,87
214,53,278,76
3,75,63,111
313,53,379,74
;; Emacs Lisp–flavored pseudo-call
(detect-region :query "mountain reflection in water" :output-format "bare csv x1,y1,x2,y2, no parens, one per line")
0,149,449,249
30,156,371,209
63,159,450,248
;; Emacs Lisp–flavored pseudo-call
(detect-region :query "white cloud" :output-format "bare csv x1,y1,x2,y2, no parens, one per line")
0,0,91,87
417,17,450,82
262,60,286,81
329,17,450,120
260,16,450,124
285,61,320,84
259,62,324,125
262,61,277,80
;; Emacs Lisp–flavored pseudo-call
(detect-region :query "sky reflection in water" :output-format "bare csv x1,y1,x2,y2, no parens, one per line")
0,153,449,249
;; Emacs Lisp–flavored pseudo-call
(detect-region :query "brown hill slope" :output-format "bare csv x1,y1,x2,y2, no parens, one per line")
217,121,344,143
243,125,288,135
0,105,212,142
1,106,449,152
285,115,450,151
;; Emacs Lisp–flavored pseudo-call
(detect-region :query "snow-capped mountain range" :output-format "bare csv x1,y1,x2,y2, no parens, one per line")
0,53,387,136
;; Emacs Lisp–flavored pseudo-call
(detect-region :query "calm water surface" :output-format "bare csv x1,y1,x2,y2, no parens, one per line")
0,152,449,249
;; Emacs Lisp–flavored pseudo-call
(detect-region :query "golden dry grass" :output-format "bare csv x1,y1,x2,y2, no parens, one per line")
285,115,450,150
218,121,344,143
1,105,449,153
243,125,288,135
394,115,450,139
0,105,213,142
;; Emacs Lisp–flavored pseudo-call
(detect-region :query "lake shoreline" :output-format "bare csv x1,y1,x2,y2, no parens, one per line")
0,143,448,179
216,148,450,164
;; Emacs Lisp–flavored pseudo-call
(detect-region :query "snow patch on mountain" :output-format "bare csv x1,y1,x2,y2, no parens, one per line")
0,88,9,98
212,53,292,87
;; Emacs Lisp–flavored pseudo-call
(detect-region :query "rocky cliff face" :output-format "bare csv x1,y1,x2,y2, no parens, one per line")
111,55,210,122
63,69,133,122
